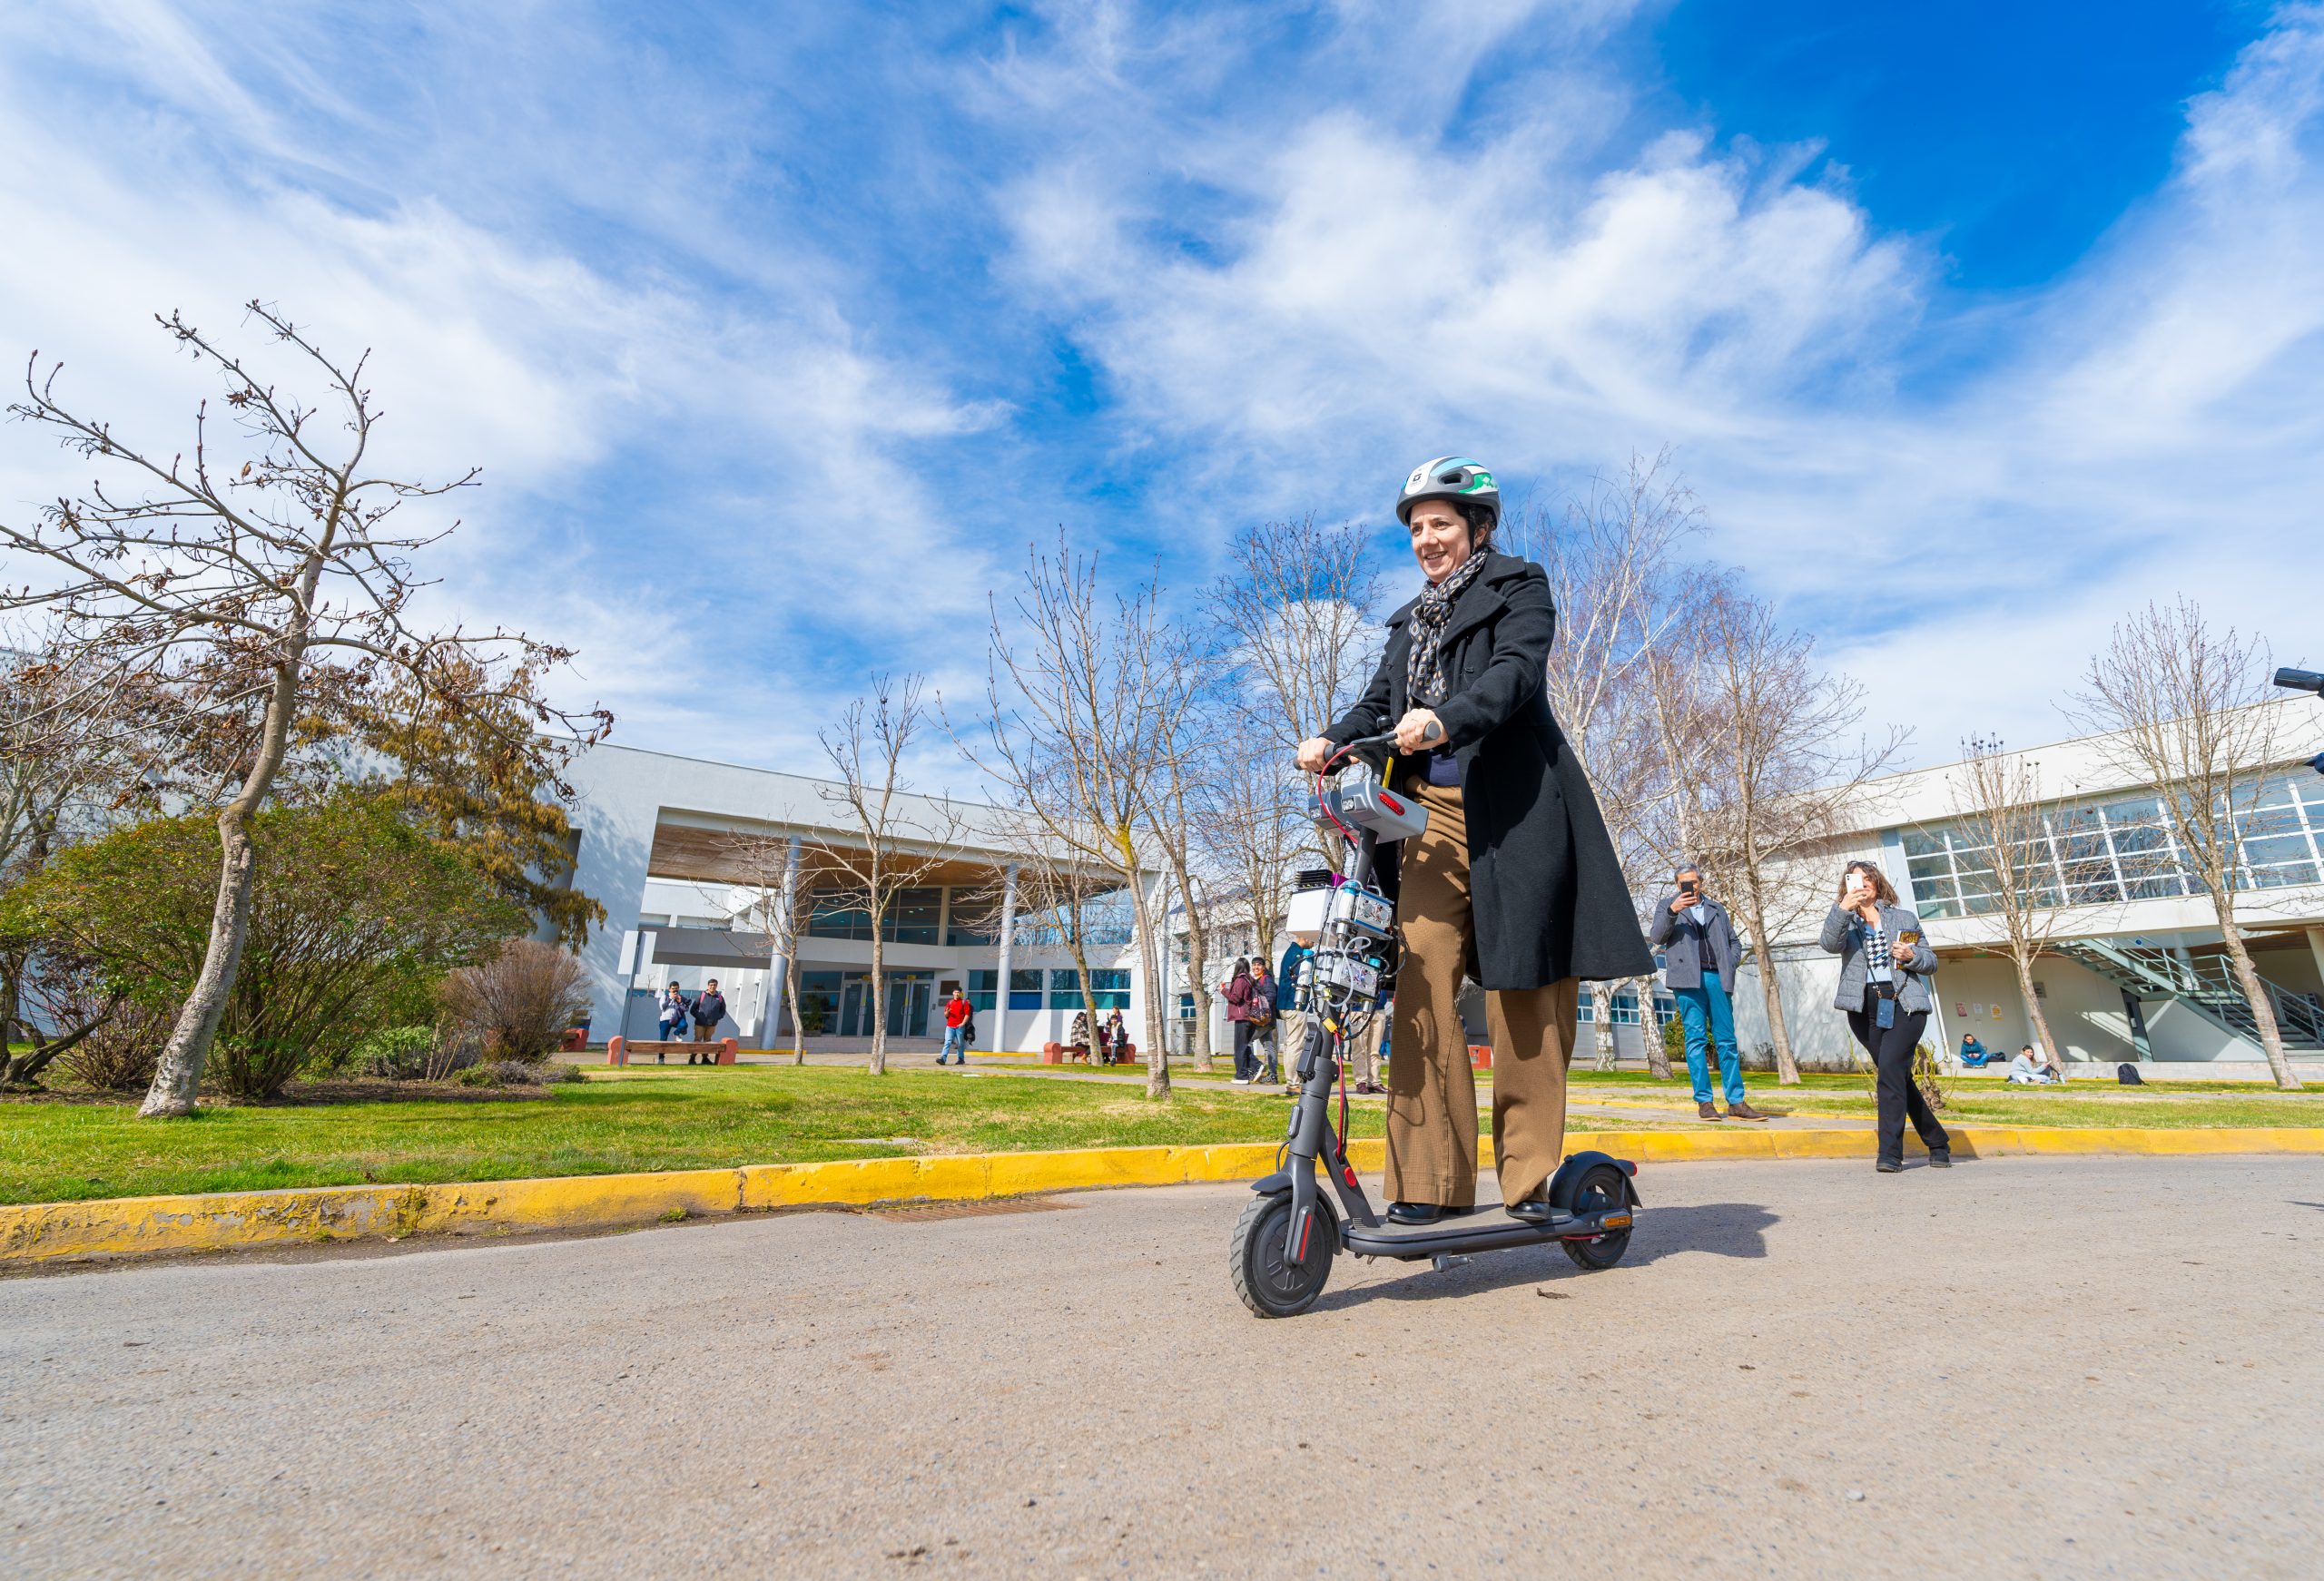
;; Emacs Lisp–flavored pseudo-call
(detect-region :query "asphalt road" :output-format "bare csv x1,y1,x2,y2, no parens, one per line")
5,1154,2320,1579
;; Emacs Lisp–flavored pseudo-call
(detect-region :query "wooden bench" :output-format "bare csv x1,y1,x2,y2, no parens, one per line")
606,1036,737,1066
1041,1040,1140,1065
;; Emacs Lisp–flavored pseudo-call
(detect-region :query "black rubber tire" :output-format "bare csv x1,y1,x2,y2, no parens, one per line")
1559,1163,1633,1272
1231,1193,1334,1318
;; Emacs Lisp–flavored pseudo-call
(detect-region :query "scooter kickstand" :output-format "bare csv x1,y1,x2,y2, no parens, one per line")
1431,1253,1472,1273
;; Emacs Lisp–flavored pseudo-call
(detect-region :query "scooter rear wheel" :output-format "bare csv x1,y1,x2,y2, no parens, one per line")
1559,1163,1633,1271
1231,1193,1334,1318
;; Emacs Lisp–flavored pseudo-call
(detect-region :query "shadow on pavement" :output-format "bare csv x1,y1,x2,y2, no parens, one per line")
1312,1201,1778,1309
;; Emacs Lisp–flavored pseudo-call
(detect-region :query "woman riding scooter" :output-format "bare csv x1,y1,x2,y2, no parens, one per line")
1298,457,1650,1226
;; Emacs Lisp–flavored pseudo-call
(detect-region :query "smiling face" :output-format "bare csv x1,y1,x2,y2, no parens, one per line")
1405,498,1474,584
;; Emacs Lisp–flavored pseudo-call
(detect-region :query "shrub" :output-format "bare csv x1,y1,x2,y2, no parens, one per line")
438,938,594,1065
56,1001,172,1092
353,1025,439,1080
457,1059,543,1088
0,794,526,1098
537,1061,584,1085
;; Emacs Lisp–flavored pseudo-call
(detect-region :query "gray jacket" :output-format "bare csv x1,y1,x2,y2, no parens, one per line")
1819,902,1937,1014
1647,893,1742,989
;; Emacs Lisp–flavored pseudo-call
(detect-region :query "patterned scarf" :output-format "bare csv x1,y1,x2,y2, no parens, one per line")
1405,547,1490,709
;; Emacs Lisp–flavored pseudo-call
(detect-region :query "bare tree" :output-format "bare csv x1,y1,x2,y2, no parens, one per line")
1652,584,1905,1084
967,539,1177,1097
1134,626,1218,1067
812,674,964,1075
2069,599,2303,1089
1940,735,2083,1070
719,828,809,1064
1208,516,1383,867
1505,451,1701,1074
4,306,606,1116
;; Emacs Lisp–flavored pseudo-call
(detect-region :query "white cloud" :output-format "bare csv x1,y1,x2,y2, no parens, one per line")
989,2,2324,766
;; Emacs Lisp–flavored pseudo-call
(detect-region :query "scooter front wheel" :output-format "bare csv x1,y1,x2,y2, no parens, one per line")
1231,1193,1334,1318
1559,1162,1633,1271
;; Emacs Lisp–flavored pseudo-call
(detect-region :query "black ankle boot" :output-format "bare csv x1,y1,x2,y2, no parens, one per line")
1387,1201,1446,1226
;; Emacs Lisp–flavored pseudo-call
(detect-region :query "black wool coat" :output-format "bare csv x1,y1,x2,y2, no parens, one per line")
1324,553,1652,990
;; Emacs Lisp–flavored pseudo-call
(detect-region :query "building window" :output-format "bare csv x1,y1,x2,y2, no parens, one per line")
806,887,873,939
1899,772,2324,917
793,970,842,1036
947,889,1001,946
969,969,998,1013
1008,968,1043,1010
1088,969,1130,1009
884,887,940,945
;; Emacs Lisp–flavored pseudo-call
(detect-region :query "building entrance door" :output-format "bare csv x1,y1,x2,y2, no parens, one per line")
839,974,933,1037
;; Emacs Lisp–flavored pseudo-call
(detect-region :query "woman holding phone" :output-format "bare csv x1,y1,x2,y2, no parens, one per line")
1819,859,1951,1173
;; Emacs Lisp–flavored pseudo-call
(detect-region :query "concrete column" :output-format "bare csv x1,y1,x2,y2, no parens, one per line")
2306,926,2324,990
763,835,802,1046
993,863,1019,1053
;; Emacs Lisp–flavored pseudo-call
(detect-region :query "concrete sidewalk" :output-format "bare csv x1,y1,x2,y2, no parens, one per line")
4,1154,2318,1578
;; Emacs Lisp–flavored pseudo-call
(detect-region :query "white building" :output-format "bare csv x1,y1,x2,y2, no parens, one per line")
558,745,1151,1052
1728,707,2324,1075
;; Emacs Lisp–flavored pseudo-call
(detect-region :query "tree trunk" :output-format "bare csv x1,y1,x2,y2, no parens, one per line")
1128,867,1171,1098
866,929,889,1075
789,949,808,1066
1592,984,1619,1071
141,652,305,1118
2014,953,2067,1075
140,805,261,1116
2215,904,2299,1089
1735,882,1802,1085
1638,976,1673,1080
1174,861,1214,1069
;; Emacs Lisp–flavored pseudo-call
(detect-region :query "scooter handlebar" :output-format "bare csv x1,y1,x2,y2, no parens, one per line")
2274,667,2324,695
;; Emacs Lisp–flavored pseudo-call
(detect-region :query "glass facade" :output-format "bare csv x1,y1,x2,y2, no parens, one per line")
968,968,997,1013
946,890,1000,946
804,885,942,942
1902,772,2324,919
1009,968,1043,1010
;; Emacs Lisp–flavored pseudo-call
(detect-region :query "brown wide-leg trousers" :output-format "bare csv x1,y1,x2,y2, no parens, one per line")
1385,776,1579,1209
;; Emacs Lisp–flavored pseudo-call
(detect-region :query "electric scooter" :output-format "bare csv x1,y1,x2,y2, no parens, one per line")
1230,732,1642,1319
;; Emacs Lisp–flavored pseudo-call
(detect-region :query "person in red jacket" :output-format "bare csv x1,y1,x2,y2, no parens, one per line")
938,987,973,1065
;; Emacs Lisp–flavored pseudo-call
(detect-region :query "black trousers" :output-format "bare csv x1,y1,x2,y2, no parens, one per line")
1846,988,1950,1165
1232,1021,1254,1078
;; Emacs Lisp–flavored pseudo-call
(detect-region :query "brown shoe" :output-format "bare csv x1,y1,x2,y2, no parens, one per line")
1697,1101,1723,1121
1727,1101,1768,1122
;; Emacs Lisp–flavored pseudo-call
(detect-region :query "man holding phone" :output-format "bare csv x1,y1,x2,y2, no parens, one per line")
1648,864,1765,1122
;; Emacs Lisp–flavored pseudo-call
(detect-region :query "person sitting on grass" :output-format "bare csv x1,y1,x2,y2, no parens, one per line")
2006,1045,2059,1085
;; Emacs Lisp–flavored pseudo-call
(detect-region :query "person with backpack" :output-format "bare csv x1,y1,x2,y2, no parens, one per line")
938,986,973,1065
1223,958,1259,1083
1248,962,1279,1083
688,978,728,1064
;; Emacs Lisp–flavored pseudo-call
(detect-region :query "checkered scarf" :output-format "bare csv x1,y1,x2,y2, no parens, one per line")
1405,548,1489,709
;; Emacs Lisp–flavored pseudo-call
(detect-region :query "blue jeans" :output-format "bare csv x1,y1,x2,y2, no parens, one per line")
940,1026,968,1063
1674,972,1745,1106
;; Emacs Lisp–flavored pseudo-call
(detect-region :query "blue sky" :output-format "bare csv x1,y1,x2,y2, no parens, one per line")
3,1,2319,782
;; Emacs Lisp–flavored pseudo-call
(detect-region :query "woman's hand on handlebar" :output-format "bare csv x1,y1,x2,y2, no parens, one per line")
1393,709,1443,755
1295,736,1334,773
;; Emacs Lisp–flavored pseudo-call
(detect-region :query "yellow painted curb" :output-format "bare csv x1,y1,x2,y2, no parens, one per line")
6,1126,2321,1265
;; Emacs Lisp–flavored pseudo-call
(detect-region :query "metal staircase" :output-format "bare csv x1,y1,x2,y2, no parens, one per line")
2054,939,2324,1054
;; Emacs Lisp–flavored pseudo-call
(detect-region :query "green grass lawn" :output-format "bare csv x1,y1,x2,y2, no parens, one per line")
1558,1069,2324,1129
7,1063,2320,1208
0,1065,1388,1206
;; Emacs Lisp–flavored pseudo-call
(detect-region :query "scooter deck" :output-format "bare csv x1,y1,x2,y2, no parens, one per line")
1343,1206,1630,1262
